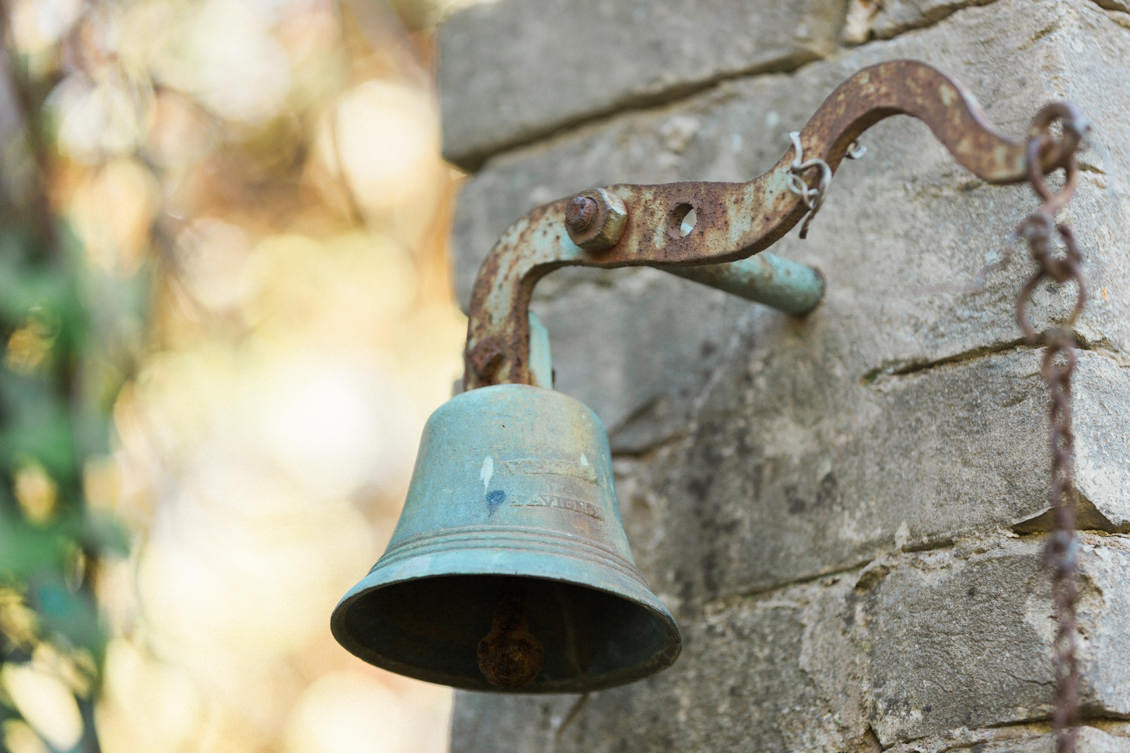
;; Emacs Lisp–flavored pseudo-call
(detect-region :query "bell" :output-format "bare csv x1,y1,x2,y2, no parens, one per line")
330,383,681,692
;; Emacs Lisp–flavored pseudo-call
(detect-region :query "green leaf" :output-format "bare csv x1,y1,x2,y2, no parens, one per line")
0,372,76,482
0,512,70,580
81,513,130,558
29,577,105,659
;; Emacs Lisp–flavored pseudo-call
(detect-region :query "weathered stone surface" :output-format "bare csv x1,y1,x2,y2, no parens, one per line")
534,268,752,454
450,0,1130,452
857,536,1130,745
625,348,1130,603
842,0,1001,42
449,693,576,753
438,0,848,169
885,725,1130,753
1110,13,1130,33
451,537,1130,752
1094,0,1130,14
1074,353,1130,529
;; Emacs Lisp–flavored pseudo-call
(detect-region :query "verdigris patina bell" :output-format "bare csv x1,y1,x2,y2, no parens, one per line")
330,384,681,692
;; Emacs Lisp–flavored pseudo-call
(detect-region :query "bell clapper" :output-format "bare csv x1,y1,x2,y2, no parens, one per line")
477,583,545,688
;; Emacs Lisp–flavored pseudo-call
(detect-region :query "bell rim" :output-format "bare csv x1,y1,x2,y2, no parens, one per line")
330,547,682,693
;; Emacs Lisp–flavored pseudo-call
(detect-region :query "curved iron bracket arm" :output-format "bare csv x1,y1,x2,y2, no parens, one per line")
462,59,1084,390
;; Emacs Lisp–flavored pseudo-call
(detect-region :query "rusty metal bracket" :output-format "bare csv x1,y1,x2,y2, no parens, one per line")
462,59,1084,390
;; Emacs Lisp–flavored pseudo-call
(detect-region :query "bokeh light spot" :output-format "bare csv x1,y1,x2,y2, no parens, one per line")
1,663,83,752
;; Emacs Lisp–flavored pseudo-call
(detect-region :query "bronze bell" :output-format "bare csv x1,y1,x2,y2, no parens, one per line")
330,384,681,692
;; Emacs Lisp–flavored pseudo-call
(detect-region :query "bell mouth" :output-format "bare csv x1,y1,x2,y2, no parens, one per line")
331,573,681,693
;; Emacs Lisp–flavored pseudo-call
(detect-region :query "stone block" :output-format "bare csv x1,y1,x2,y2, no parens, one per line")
842,0,1000,42
1095,0,1130,13
1072,353,1130,529
449,693,576,753
617,347,1130,602
438,0,848,169
885,725,1130,753
855,536,1130,745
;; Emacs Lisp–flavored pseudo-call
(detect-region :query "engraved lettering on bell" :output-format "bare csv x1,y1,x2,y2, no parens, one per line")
499,457,599,484
508,493,605,521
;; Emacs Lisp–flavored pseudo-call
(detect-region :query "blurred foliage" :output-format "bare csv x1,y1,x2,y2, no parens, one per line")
1,1,475,751
1,21,137,752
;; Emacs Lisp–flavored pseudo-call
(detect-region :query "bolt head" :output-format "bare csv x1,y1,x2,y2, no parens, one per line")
566,196,598,233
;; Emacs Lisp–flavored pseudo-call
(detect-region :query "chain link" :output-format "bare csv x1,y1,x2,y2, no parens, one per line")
1014,102,1088,753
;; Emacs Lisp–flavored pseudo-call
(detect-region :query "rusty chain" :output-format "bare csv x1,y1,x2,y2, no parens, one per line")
1014,102,1089,753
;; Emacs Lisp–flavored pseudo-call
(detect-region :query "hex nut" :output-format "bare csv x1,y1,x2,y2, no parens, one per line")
564,187,627,252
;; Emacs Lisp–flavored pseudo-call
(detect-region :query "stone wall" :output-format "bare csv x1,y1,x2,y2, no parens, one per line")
438,1,1130,751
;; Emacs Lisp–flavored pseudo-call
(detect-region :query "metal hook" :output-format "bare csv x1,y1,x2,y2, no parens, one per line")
786,131,833,239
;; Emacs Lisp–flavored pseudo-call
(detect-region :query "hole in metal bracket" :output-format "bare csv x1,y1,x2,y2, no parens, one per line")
668,204,697,238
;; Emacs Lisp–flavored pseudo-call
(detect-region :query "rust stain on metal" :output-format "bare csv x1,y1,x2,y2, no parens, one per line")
461,60,1087,390
1007,100,1089,753
565,195,598,234
466,337,504,380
